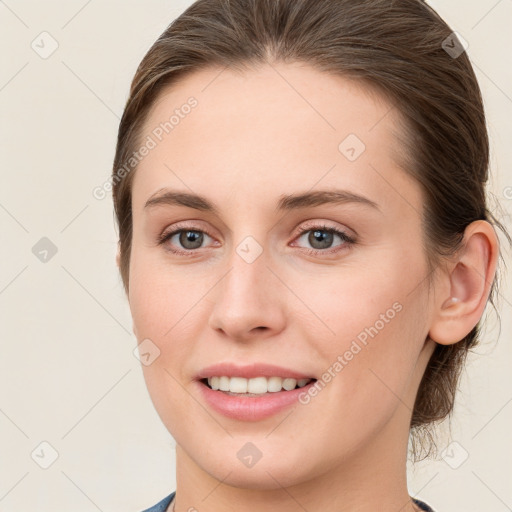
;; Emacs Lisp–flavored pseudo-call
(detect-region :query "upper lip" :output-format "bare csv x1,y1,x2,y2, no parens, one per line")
196,362,315,380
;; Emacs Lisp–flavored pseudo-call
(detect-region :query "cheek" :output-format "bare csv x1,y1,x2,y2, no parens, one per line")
129,273,197,375
128,247,210,391
128,244,195,341
300,263,417,349
297,253,429,399
129,256,200,437
300,294,428,466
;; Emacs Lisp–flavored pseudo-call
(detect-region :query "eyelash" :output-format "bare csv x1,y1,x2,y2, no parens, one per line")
156,221,356,257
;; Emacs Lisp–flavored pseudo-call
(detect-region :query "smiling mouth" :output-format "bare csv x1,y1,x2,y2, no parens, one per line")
201,376,316,396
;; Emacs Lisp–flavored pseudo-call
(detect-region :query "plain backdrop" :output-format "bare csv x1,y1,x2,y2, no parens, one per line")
1,1,511,511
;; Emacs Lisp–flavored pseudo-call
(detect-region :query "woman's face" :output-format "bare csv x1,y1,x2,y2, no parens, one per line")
127,62,437,489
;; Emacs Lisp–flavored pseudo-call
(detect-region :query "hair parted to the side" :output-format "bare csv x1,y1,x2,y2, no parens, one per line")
111,0,510,461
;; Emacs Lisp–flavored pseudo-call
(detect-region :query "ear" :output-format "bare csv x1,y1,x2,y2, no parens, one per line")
116,242,121,268
428,220,499,345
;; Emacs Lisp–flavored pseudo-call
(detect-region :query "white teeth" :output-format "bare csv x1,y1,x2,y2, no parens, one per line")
267,376,283,392
229,377,248,393
219,376,230,391
206,376,313,394
210,376,220,390
282,378,297,391
247,376,268,394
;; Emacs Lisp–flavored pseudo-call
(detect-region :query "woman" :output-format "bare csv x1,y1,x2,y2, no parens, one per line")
111,1,509,510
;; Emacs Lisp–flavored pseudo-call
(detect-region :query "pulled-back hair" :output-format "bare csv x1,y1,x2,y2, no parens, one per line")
111,0,510,460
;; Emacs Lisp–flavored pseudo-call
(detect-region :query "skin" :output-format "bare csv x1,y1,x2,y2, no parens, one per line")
120,62,498,512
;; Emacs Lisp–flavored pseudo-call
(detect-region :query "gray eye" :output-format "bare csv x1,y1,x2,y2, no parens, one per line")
175,230,207,250
307,229,335,250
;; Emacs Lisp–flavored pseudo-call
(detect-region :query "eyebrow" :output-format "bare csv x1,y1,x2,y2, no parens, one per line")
144,188,381,214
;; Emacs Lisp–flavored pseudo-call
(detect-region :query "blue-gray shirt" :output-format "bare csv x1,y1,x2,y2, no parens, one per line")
141,492,436,511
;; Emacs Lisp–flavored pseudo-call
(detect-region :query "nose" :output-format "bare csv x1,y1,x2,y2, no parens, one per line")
207,244,287,342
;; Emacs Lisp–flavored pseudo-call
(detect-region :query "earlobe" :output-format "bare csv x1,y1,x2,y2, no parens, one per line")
428,220,499,346
116,243,121,268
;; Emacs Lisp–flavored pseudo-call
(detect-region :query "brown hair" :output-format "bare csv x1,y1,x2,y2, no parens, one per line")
111,0,510,460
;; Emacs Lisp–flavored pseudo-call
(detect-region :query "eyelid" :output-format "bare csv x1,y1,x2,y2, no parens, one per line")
158,219,213,240
158,220,217,243
290,219,355,240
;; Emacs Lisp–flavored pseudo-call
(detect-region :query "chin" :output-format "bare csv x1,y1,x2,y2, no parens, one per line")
209,462,307,491
192,444,321,491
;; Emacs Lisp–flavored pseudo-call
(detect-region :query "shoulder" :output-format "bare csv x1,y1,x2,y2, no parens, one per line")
413,497,437,511
140,491,175,512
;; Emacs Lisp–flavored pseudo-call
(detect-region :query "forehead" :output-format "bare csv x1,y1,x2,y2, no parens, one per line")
132,62,418,216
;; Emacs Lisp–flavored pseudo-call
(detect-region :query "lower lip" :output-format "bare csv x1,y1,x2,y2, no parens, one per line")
197,380,316,421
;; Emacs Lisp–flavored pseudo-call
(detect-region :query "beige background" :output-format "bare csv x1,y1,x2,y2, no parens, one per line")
1,1,511,511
